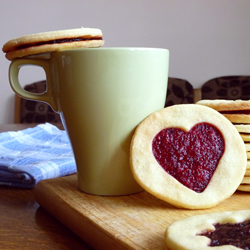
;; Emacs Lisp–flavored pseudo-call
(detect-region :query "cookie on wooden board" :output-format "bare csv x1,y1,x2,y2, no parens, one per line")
196,99,250,111
234,125,250,133
234,125,250,141
197,99,250,191
222,114,250,124
165,210,250,250
237,184,250,192
247,153,250,160
130,104,246,209
196,99,250,124
239,134,250,142
245,169,250,175
2,27,104,60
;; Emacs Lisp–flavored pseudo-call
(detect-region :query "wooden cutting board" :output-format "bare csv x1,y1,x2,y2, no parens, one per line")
34,174,250,250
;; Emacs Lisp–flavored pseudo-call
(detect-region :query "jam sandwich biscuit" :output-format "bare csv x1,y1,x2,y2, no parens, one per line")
247,152,250,160
2,27,104,60
235,125,250,142
165,210,250,250
196,99,250,191
196,99,250,124
237,184,250,192
130,104,246,209
237,163,250,191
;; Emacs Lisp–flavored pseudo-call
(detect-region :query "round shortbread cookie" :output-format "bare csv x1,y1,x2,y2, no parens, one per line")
165,210,250,250
244,169,250,176
222,114,250,124
196,99,250,111
245,143,250,151
237,184,250,192
130,104,246,209
2,27,104,60
234,125,250,133
241,176,250,184
196,100,250,124
247,153,250,160
240,134,250,142
247,161,250,169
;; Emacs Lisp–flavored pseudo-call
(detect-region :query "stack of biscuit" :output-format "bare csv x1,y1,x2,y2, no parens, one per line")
196,99,250,192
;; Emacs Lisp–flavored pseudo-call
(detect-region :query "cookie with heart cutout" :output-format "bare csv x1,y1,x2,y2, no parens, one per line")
165,210,250,250
130,104,246,209
2,27,104,60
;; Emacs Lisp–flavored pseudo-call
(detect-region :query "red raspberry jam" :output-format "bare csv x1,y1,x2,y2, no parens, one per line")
199,220,250,249
152,123,225,193
220,110,250,115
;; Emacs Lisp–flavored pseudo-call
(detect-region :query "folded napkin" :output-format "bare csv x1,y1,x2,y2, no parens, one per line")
0,123,76,188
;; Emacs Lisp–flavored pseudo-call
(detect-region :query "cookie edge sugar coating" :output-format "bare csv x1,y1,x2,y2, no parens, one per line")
2,28,104,60
196,99,250,111
130,104,246,209
165,210,250,250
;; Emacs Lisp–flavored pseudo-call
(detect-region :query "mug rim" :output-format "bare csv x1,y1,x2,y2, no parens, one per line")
52,47,169,54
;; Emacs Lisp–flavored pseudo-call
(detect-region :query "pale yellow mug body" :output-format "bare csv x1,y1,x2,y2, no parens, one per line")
9,48,169,195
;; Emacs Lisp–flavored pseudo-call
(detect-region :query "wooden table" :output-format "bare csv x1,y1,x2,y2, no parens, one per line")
2,124,250,250
0,124,93,250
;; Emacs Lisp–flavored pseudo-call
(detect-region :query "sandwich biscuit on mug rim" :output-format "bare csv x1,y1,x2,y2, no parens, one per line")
2,27,104,60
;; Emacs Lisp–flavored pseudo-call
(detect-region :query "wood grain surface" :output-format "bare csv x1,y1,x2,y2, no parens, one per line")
0,124,92,250
34,174,250,250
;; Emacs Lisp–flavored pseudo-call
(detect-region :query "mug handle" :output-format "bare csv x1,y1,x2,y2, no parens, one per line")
9,58,58,112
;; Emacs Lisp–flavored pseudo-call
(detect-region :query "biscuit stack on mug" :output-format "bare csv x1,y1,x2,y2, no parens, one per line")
196,99,250,192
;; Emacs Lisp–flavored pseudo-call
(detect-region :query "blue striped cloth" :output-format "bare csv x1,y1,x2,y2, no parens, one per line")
0,123,76,188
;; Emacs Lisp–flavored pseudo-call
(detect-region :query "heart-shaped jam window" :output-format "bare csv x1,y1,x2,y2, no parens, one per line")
152,122,225,193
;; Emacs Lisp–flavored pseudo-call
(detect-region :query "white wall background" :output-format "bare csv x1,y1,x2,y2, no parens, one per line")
0,0,250,124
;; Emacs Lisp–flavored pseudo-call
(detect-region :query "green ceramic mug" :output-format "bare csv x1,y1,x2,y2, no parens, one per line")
9,47,169,195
